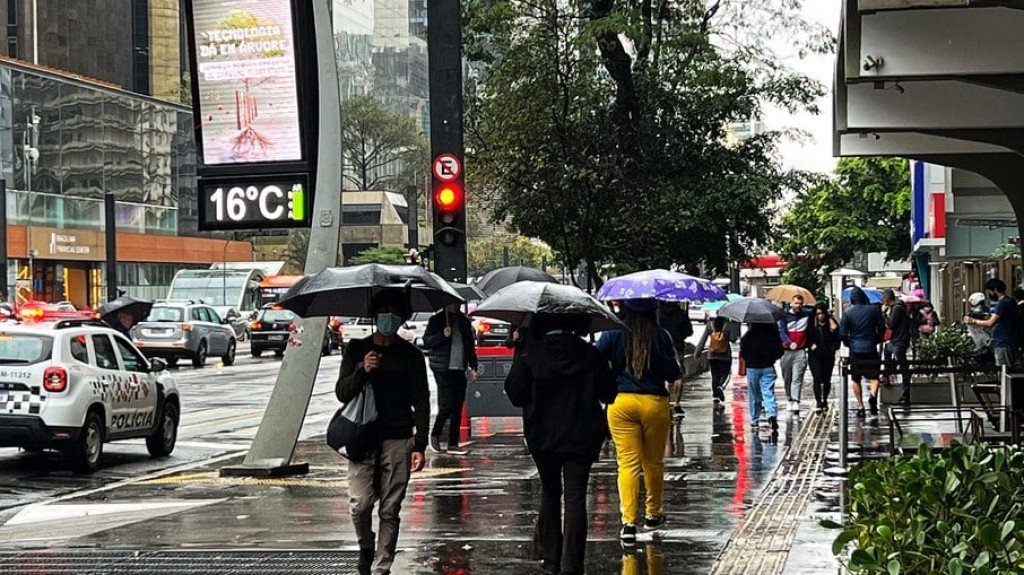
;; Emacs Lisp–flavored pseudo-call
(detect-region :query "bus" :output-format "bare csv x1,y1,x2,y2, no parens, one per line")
166,265,274,319
257,275,303,308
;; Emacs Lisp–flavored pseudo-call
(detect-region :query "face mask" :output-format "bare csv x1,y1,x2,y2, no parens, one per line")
376,313,402,337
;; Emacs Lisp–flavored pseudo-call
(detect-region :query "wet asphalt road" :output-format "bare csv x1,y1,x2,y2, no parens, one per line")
0,341,352,512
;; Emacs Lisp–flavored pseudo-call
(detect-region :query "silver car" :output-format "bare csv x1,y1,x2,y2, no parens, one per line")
132,303,237,368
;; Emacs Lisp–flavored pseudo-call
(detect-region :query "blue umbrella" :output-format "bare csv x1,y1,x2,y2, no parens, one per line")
595,269,726,303
701,293,744,312
842,286,884,304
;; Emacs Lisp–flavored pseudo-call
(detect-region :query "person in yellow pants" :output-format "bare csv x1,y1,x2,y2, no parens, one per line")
597,298,682,544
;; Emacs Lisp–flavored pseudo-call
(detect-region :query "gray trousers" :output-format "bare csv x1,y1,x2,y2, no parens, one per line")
349,437,414,575
781,348,808,401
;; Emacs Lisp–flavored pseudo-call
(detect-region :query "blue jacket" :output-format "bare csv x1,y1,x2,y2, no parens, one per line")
839,288,885,353
596,328,680,396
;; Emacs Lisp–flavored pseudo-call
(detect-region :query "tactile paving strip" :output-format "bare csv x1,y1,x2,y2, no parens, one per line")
709,407,837,574
0,549,361,574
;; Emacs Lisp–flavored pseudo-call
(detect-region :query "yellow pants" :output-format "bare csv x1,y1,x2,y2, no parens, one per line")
622,545,666,575
607,393,670,525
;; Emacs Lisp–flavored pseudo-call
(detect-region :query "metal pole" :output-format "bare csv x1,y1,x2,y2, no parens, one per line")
0,180,7,302
222,0,343,477
406,184,418,249
104,193,117,301
839,359,849,469
222,239,229,307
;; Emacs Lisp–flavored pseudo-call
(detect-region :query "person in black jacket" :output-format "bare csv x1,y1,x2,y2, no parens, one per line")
839,287,886,417
806,303,840,413
505,314,617,575
739,322,785,430
658,301,693,418
422,303,478,454
882,289,913,407
335,289,429,575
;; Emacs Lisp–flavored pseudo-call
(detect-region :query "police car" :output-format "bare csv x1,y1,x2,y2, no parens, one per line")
0,316,180,472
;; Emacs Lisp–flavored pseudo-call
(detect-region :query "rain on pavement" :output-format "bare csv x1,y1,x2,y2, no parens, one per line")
0,337,806,574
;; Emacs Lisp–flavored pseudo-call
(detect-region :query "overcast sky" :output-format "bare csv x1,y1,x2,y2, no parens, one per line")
763,0,842,176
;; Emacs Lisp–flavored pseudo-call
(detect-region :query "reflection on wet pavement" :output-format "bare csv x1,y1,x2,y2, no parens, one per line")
0,368,808,574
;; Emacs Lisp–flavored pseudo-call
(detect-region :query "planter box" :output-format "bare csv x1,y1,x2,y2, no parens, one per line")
878,376,985,406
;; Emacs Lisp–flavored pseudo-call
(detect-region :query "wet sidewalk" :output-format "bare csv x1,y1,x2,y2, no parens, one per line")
0,367,847,574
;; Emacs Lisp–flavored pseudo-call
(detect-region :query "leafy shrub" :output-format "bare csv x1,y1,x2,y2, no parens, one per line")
826,443,1024,574
916,323,975,366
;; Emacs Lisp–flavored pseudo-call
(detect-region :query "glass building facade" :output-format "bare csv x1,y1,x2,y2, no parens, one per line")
0,57,238,307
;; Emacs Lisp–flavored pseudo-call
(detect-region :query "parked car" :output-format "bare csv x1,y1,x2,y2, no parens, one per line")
340,317,375,344
404,312,433,347
0,317,180,472
249,306,332,358
131,302,237,368
474,317,511,347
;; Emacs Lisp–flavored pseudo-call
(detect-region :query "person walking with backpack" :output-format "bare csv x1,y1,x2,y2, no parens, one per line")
597,299,681,544
504,314,617,575
778,295,815,412
696,316,739,403
423,303,478,455
806,303,840,413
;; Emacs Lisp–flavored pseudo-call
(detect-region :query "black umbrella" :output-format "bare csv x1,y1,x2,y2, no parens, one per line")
451,282,487,301
471,281,626,333
277,264,464,318
95,296,153,324
476,266,558,295
717,297,785,324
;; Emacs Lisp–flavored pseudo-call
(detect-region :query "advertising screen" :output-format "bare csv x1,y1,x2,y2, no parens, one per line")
198,174,311,230
190,0,303,165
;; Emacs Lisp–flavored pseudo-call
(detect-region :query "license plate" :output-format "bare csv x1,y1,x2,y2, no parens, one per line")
492,327,509,335
269,335,286,341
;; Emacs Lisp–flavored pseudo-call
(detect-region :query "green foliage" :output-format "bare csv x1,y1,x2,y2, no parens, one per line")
467,233,553,279
992,242,1021,261
340,95,426,192
826,443,1024,574
916,323,976,366
464,0,828,287
348,245,409,266
777,158,911,278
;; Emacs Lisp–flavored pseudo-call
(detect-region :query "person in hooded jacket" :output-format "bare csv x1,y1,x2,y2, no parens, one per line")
806,303,840,413
505,314,617,575
423,303,478,454
839,286,886,417
597,299,681,544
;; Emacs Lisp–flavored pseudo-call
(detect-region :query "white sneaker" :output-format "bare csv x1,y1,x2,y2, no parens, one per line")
788,401,800,412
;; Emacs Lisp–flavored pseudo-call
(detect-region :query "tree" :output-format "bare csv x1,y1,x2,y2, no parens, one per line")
467,232,553,279
777,157,911,293
463,0,828,288
349,245,409,265
340,95,427,192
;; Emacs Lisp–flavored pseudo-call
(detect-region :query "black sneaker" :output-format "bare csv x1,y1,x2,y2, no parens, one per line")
644,514,667,529
672,404,685,419
358,548,374,575
446,444,469,456
540,560,559,574
868,395,879,416
429,435,445,453
768,416,778,430
620,523,637,542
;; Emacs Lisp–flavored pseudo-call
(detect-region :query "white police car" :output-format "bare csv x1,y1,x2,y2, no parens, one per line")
0,317,180,472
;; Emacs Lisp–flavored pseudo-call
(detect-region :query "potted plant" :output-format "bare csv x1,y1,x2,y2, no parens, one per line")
915,322,975,367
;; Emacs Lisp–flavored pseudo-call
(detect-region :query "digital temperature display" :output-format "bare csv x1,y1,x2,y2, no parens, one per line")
198,175,311,230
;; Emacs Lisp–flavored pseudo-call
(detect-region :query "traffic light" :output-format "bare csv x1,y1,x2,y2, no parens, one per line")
433,181,465,247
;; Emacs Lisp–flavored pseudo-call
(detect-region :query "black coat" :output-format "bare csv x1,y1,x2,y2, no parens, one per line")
806,318,840,360
422,310,478,373
504,333,617,461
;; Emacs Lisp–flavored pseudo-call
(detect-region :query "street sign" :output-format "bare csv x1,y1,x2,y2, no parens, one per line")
432,153,461,182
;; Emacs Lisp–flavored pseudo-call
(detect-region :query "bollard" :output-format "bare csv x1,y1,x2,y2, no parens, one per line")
839,358,849,470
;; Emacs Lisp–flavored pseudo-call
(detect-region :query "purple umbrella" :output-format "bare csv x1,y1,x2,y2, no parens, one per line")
595,269,726,303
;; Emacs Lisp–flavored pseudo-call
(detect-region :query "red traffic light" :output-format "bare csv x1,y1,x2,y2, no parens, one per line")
436,185,461,209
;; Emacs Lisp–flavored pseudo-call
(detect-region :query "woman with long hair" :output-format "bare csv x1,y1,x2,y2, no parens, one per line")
597,299,681,544
806,303,840,413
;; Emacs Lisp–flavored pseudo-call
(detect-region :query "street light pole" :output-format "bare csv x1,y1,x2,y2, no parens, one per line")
23,109,39,298
222,238,230,307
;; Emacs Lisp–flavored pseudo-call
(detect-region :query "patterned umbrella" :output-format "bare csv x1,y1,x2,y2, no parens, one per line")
595,269,726,303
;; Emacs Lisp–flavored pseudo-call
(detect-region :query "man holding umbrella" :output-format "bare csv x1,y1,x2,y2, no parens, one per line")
336,289,430,575
423,302,478,454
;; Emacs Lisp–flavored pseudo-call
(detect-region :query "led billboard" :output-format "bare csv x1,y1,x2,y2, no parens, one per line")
189,0,303,165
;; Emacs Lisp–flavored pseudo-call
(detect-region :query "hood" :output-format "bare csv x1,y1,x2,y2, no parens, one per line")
539,333,594,376
849,286,870,306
